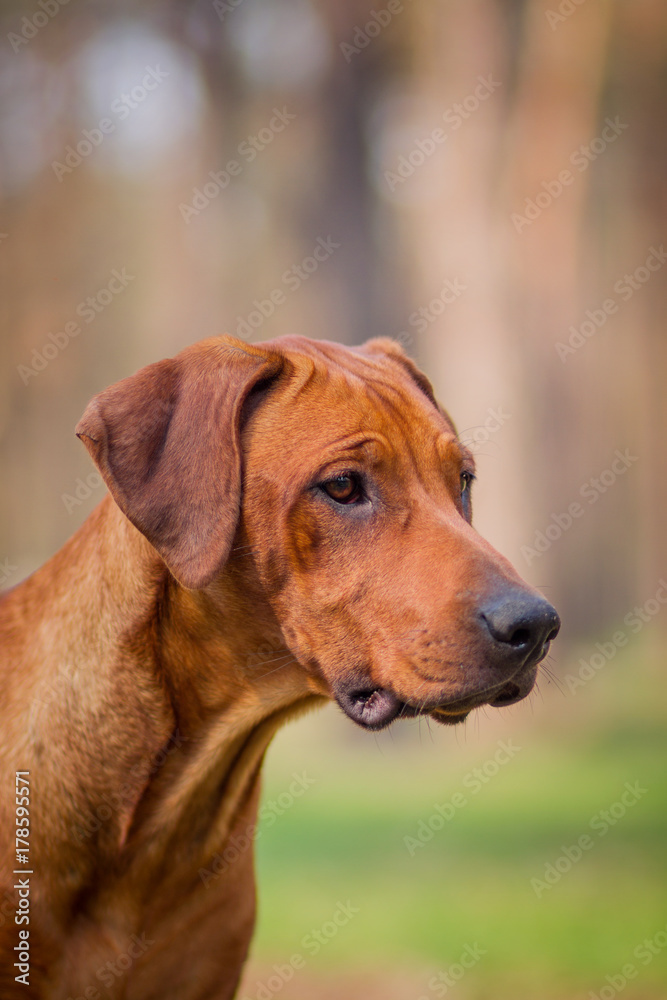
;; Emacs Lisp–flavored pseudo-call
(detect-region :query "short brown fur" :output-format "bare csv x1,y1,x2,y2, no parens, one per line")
0,335,557,998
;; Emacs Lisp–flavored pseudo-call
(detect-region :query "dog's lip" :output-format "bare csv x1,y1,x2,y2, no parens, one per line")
426,697,484,724
487,680,525,706
420,672,535,721
420,682,508,715
335,657,542,730
428,706,472,726
398,690,492,726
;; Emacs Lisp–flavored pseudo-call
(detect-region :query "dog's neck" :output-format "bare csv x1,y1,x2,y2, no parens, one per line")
132,544,325,870
11,496,323,902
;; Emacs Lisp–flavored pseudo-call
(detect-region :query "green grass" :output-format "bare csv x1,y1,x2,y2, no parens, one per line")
243,629,667,998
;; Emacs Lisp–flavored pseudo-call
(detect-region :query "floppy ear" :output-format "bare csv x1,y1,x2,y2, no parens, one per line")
75,337,282,589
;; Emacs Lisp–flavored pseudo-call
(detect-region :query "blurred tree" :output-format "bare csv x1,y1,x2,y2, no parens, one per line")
0,0,664,644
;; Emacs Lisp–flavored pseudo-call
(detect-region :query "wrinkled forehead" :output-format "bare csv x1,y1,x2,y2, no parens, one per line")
247,340,465,470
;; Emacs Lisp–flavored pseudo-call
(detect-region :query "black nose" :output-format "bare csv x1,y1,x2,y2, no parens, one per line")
480,592,560,659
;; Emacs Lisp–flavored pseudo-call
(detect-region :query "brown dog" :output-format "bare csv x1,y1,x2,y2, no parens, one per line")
0,335,559,999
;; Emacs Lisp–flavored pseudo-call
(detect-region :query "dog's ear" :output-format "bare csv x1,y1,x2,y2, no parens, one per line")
76,337,282,589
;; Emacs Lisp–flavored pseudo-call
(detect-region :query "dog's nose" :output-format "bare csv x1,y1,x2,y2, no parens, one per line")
480,592,560,659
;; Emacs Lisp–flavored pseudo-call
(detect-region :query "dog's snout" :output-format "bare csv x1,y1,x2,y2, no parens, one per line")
480,592,560,658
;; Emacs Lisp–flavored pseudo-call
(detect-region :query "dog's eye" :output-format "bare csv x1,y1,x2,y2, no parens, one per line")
460,471,474,494
321,474,362,504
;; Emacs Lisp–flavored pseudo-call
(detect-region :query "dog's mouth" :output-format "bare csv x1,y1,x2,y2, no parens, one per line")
336,674,535,731
333,633,554,731
428,679,525,726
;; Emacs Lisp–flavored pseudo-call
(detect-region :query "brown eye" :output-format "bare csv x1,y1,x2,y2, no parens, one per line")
322,474,361,504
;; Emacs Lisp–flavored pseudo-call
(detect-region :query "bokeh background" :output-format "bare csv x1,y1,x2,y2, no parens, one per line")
1,1,666,998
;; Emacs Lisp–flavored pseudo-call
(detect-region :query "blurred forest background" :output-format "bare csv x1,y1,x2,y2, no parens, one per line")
0,1,665,998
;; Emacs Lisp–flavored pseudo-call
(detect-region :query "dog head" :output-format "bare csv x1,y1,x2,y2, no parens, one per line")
77,335,559,730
